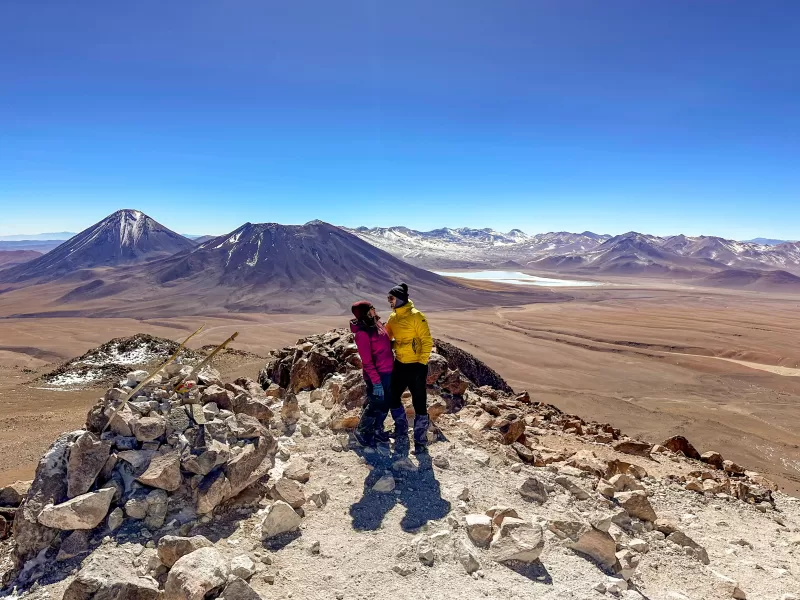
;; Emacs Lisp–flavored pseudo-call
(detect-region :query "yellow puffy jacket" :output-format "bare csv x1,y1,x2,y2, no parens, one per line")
386,300,433,365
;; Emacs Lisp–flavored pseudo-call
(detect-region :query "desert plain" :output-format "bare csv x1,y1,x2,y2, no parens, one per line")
1,278,799,496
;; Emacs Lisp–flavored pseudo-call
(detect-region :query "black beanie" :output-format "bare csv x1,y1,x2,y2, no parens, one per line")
389,282,409,302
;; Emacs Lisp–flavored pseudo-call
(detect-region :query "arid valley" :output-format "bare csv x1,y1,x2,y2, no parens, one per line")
3,279,799,497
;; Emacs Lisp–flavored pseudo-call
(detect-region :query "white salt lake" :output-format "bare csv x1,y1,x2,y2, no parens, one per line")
434,270,603,287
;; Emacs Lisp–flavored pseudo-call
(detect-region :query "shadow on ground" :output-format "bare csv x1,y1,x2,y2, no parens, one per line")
349,441,451,533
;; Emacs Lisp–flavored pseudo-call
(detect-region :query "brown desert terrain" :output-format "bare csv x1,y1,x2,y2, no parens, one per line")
1,281,799,497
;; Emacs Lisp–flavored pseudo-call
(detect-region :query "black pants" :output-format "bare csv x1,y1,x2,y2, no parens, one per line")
390,360,428,416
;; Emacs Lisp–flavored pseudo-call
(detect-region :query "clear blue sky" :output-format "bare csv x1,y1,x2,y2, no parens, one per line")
1,1,798,239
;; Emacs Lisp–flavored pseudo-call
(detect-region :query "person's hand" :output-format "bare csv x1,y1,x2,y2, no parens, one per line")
372,382,384,398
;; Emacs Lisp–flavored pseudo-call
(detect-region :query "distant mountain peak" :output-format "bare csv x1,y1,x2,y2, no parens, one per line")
0,209,194,283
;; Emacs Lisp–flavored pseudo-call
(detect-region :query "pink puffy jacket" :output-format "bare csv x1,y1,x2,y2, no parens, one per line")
350,319,394,384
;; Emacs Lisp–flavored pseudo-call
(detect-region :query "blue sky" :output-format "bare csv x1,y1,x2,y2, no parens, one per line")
1,1,798,239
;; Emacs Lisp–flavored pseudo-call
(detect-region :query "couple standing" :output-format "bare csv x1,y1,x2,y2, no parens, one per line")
349,282,433,455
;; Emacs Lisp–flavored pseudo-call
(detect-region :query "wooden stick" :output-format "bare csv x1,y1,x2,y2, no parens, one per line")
101,324,205,433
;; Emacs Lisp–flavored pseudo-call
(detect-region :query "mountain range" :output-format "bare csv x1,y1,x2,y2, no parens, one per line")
0,212,562,316
351,226,800,277
1,211,798,317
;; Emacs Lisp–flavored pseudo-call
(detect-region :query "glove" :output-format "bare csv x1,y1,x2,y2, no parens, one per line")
372,382,384,398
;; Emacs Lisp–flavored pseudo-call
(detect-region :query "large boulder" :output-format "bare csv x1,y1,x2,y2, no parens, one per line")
165,547,230,600
37,487,116,530
66,432,112,498
425,353,449,384
197,469,232,515
0,480,32,507
223,435,277,498
63,552,160,600
612,440,652,457
661,435,701,460
13,430,82,567
158,535,214,568
290,351,337,392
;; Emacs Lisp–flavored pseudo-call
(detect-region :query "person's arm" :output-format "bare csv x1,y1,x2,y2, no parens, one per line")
354,329,381,384
415,312,433,365
385,316,396,350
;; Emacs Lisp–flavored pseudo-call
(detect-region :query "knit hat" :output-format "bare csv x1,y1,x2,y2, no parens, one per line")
351,300,373,321
388,282,409,302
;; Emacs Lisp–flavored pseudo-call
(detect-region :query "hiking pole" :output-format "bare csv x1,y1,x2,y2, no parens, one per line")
173,331,239,394
101,324,205,433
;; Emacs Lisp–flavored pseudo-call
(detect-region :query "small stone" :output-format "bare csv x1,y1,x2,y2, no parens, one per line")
628,538,649,553
283,459,311,483
417,538,435,566
373,474,396,493
453,539,480,574
555,475,590,500
615,490,657,522
230,555,257,580
433,455,450,469
518,476,548,503
597,479,616,499
465,449,490,466
219,578,261,600
465,514,493,547
107,507,124,532
309,488,329,508
261,501,301,539
457,486,470,501
157,535,213,568
310,540,321,555
272,477,306,508
488,518,545,563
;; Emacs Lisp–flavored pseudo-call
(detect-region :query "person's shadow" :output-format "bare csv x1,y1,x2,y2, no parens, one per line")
349,443,451,533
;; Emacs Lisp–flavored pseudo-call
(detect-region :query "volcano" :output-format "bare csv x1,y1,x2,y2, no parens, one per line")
0,209,194,283
43,221,566,317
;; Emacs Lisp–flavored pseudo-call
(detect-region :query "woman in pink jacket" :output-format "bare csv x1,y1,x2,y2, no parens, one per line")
350,300,409,448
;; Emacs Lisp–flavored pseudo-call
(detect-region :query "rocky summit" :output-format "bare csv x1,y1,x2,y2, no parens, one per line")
1,330,799,600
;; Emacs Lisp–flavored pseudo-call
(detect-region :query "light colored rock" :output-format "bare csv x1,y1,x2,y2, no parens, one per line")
604,576,628,593
373,474,396,493
197,470,232,515
66,432,112,498
701,451,724,468
596,479,616,499
711,570,746,599
485,506,519,527
134,416,166,442
609,473,644,493
37,487,115,530
283,459,311,483
453,539,480,574
272,477,306,508
417,537,435,566
615,490,657,522
628,538,649,553
571,526,618,569
63,552,160,600
107,507,124,532
518,476,548,503
224,435,277,498
230,554,257,580
261,501,302,539
309,488,329,508
0,480,31,507
165,547,230,600
158,535,213,568
137,451,182,491
465,449,490,466
555,475,590,500
489,517,545,563
465,514,493,547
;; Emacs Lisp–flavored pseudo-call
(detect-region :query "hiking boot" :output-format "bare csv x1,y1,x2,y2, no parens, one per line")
413,414,430,444
355,409,377,448
390,407,410,439
413,441,428,455
373,409,390,443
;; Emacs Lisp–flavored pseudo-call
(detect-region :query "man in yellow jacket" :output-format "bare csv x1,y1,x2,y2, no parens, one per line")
385,282,433,455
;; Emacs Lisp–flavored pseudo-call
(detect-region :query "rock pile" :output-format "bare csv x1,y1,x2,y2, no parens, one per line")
41,334,203,388
10,361,279,579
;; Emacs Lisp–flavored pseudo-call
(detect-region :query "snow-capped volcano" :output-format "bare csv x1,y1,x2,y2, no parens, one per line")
0,209,194,282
